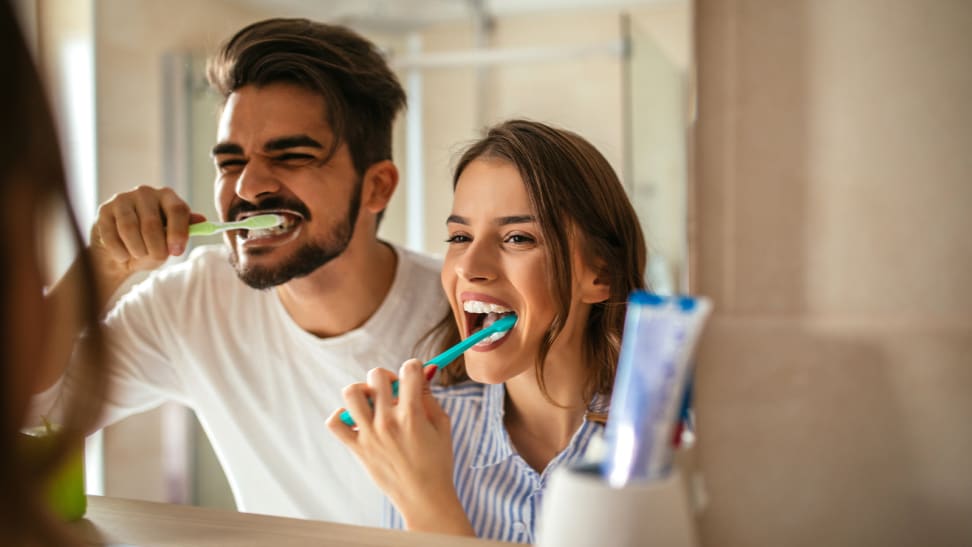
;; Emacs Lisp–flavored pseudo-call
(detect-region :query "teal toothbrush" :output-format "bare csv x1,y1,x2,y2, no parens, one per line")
188,214,284,237
339,314,518,426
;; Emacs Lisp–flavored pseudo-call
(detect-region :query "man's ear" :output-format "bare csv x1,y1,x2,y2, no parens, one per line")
579,260,611,305
361,160,399,213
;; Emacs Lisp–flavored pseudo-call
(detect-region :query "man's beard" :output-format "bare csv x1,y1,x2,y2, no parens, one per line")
228,180,362,290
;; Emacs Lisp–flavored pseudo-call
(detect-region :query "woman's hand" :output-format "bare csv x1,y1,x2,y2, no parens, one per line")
327,359,474,536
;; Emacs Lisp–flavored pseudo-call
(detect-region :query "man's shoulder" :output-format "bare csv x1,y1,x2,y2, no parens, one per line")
395,245,443,276
116,244,238,304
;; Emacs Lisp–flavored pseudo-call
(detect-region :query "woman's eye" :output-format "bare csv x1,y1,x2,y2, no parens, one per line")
445,234,471,244
505,233,535,245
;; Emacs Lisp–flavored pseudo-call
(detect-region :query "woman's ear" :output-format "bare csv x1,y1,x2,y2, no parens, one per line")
362,160,399,213
578,258,611,304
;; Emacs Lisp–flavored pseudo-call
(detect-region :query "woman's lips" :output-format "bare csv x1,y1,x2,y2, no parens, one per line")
460,293,516,349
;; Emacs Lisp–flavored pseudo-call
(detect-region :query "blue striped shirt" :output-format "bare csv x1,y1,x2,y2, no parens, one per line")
383,381,604,543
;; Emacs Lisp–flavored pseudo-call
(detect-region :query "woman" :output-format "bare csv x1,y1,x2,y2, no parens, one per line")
329,119,647,543
0,3,108,545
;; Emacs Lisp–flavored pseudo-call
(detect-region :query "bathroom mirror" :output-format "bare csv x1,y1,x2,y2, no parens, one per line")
80,0,691,520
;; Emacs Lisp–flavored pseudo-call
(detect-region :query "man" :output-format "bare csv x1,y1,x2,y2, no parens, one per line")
34,18,447,526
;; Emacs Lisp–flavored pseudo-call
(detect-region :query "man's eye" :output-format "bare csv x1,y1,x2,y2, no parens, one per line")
445,234,471,244
275,153,316,163
217,159,246,171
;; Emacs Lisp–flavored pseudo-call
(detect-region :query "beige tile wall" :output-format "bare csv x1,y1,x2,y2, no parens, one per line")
693,1,972,545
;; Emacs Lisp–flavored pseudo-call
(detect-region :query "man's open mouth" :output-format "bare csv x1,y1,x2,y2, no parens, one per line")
463,300,516,346
235,210,302,241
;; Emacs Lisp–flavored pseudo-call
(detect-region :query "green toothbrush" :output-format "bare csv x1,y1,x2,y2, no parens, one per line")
339,314,518,426
188,214,284,237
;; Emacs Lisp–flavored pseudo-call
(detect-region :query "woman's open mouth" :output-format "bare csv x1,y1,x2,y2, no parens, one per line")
463,299,516,347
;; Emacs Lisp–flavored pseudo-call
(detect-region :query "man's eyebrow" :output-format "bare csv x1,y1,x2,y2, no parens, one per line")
264,135,324,152
446,214,536,225
211,135,325,157
211,142,244,156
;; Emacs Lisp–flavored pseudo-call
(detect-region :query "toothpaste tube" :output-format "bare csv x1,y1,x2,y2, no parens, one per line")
601,292,712,487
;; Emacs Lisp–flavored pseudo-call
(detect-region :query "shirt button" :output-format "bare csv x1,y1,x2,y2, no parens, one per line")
513,522,526,534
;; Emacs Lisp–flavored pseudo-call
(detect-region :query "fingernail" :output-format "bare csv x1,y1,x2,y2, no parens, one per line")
170,243,184,256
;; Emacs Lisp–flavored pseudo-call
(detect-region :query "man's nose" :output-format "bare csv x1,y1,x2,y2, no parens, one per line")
235,158,280,202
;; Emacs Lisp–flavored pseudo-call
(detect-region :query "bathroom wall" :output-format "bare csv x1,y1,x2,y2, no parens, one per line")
693,1,972,545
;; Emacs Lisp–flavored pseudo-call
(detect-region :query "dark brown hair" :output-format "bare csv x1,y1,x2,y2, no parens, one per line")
1,4,107,545
428,119,647,417
206,18,406,179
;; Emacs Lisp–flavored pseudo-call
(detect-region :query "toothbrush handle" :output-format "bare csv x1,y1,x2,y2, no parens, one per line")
188,221,220,237
337,315,517,427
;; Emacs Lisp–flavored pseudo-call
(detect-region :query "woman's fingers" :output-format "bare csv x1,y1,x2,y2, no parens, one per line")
366,367,397,411
340,382,375,433
325,407,357,444
397,359,427,417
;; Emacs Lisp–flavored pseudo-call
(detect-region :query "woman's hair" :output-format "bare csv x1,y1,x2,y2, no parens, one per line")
426,119,647,416
0,4,107,545
206,18,406,180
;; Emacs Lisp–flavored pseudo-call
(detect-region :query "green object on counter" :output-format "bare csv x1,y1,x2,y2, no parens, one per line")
20,424,87,521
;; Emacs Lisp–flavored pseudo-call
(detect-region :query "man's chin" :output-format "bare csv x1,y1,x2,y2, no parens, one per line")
228,243,342,290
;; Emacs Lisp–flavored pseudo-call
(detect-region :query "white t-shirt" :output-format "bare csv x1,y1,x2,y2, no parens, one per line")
41,243,447,526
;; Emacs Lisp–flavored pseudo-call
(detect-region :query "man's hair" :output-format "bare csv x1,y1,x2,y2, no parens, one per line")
207,18,406,177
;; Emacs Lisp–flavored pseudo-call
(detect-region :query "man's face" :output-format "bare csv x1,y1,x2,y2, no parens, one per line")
212,83,362,289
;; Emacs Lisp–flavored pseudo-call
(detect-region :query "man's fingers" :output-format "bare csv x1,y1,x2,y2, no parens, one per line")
159,188,192,256
113,202,149,259
131,188,169,261
93,212,130,263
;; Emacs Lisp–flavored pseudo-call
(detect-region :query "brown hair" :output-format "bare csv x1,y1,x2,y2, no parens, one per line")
427,119,647,417
0,4,107,545
206,18,406,179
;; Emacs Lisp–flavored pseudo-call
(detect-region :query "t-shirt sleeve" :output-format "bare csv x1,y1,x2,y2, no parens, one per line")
30,264,190,430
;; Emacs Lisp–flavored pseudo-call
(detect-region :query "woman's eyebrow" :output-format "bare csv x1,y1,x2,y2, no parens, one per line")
498,215,535,225
446,214,536,226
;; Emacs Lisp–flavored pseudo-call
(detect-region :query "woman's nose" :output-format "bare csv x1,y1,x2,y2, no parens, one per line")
235,159,280,202
455,240,498,283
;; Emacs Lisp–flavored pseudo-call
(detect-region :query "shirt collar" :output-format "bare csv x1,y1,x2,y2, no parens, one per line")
471,382,513,468
470,383,610,469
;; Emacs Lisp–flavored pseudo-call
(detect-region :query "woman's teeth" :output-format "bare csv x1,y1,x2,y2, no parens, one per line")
463,300,513,314
477,330,509,346
463,300,515,346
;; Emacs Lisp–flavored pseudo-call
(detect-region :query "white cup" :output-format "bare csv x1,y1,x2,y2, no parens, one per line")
535,466,700,547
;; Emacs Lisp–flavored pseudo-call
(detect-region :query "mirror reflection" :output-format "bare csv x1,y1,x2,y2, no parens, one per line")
28,0,690,538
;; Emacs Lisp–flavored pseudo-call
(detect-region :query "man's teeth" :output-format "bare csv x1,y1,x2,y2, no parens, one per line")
463,300,513,314
246,223,292,239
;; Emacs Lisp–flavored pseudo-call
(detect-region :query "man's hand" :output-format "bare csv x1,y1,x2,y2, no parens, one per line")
90,186,205,293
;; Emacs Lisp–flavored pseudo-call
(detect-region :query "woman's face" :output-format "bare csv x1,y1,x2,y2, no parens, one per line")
441,158,599,384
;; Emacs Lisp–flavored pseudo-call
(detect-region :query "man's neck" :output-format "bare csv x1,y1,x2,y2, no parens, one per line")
274,239,398,338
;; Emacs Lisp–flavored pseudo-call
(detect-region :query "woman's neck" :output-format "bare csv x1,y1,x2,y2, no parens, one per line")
503,349,589,473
